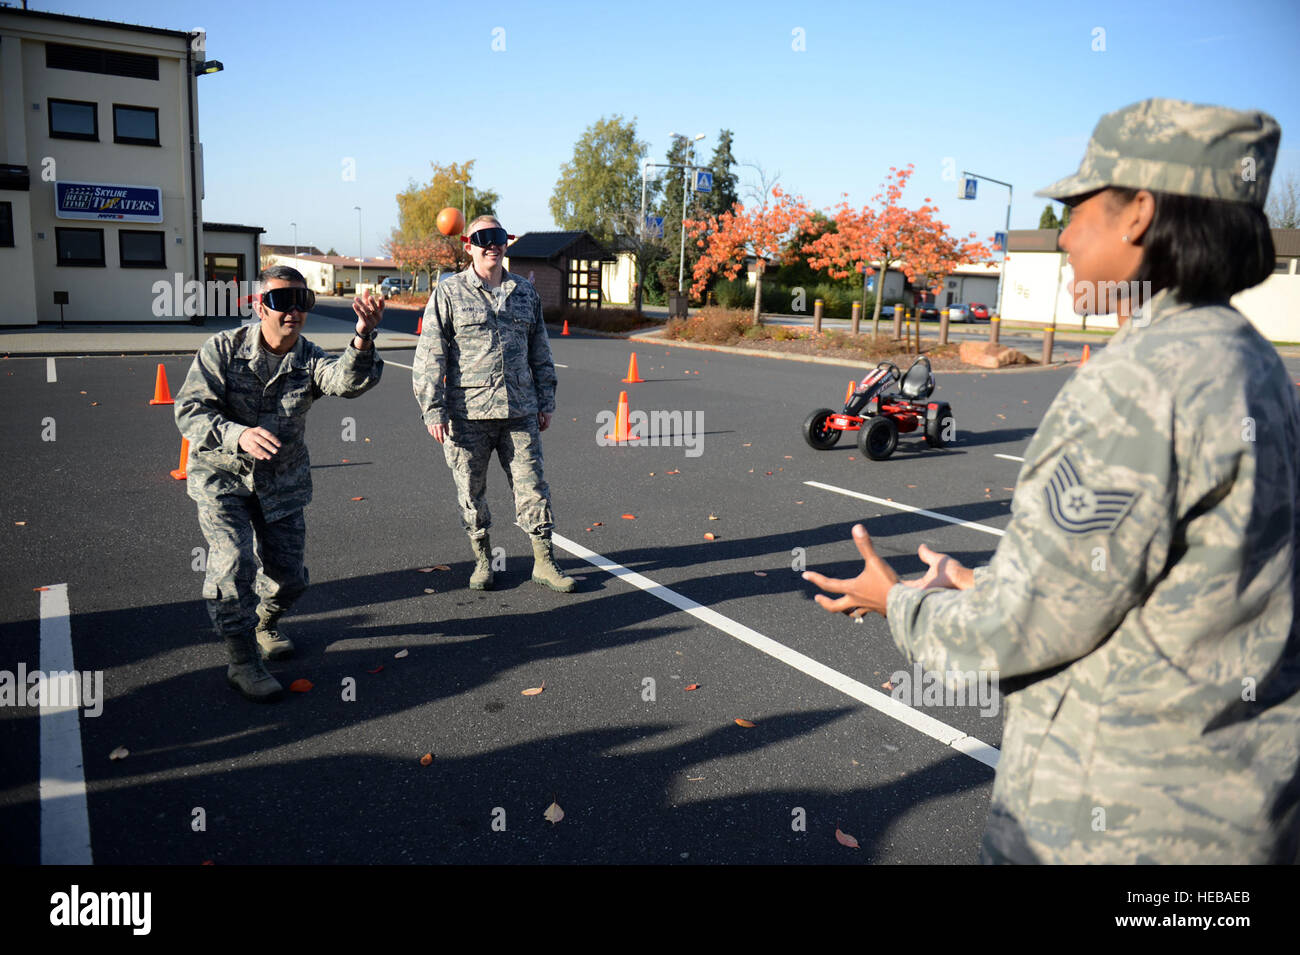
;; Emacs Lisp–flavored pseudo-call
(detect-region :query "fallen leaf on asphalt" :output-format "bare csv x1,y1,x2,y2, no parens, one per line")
784,455,792,459
754,571,767,576
836,828,860,849
341,458,350,463
882,680,895,691
734,718,756,728
521,681,545,696
997,413,1006,420
79,390,86,394
795,501,803,504
109,746,129,760
592,521,603,526
765,471,773,475
984,488,991,493
201,860,214,865
418,567,435,572
685,683,701,691
33,586,48,591
419,753,433,766
289,679,313,693
364,437,370,442
368,666,384,674
544,801,564,824
15,522,26,526
649,472,655,476
743,443,751,447
350,496,364,501
622,513,636,519
423,588,436,594
907,484,916,488
433,566,452,573
848,456,856,461
703,532,716,541
394,649,409,658
90,402,99,406
708,514,719,520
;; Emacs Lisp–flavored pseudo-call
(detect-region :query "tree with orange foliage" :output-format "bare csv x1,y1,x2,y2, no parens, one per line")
804,164,993,337
685,186,809,323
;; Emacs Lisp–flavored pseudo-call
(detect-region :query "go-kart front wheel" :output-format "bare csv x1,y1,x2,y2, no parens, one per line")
858,415,898,460
802,408,842,450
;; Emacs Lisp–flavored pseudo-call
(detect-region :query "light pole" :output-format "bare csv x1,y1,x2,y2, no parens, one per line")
959,170,1013,320
290,221,298,258
669,132,706,293
455,179,467,225
354,205,362,292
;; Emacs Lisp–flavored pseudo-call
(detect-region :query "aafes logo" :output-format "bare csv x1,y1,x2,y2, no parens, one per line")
1044,456,1136,534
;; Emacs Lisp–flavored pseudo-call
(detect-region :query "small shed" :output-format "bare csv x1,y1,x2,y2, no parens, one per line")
505,231,615,312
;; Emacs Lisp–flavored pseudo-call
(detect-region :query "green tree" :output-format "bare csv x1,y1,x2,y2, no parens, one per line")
391,160,500,273
1038,204,1061,230
705,129,739,218
1061,204,1071,228
325,247,339,256
549,114,661,310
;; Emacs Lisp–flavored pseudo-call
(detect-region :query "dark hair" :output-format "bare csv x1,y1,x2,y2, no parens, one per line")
259,264,307,286
1107,188,1274,305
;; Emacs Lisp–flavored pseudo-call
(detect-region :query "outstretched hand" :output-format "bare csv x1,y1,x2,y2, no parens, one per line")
802,523,899,618
904,543,975,591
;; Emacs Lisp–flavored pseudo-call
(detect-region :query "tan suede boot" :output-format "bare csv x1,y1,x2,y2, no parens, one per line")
469,534,494,591
531,536,575,593
255,608,294,660
225,632,284,702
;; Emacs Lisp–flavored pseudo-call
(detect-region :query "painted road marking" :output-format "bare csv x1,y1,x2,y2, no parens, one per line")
995,453,1025,463
46,358,57,383
384,360,413,370
554,363,569,368
38,583,93,865
803,481,1006,538
552,534,1000,770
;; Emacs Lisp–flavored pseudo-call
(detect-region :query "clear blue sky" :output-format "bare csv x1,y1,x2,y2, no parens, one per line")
49,0,1300,257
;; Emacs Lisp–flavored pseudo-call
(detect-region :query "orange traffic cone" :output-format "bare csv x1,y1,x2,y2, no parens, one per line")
1081,344,1091,365
562,319,570,336
622,353,644,383
170,437,189,480
149,363,174,405
606,391,631,443
416,314,423,335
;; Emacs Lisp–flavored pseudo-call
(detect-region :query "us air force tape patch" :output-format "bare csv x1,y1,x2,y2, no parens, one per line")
1044,455,1137,534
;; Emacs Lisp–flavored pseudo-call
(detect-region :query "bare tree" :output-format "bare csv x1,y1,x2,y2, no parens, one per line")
738,160,782,208
1266,171,1299,229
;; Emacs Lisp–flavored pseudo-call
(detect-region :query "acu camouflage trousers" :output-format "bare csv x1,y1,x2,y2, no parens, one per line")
442,417,554,540
197,496,309,636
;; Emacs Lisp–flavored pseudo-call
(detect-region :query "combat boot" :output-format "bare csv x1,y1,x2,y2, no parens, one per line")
531,536,575,593
469,534,494,590
224,632,284,703
255,607,294,660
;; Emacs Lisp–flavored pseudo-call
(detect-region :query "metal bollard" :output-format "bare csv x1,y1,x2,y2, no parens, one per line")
989,316,1000,345
849,301,859,336
814,299,824,334
1042,327,1055,365
894,308,904,340
939,310,950,346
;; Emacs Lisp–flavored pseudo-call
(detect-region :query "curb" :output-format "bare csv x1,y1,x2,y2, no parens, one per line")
625,330,1073,374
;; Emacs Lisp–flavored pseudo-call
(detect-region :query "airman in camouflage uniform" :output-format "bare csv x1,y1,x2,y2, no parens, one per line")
176,268,384,701
413,215,574,593
805,99,1300,863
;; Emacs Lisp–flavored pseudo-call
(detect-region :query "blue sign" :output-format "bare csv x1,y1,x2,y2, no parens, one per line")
994,231,1007,251
694,170,713,193
645,215,664,239
962,177,977,200
56,181,163,222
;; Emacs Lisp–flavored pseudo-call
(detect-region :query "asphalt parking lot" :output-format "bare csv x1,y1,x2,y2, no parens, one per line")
2,322,1297,864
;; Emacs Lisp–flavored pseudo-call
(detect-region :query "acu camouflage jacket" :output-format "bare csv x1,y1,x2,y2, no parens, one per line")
887,289,1300,864
412,268,557,428
174,324,383,521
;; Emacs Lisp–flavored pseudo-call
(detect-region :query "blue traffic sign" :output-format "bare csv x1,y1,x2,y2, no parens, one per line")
694,170,713,193
645,215,664,239
962,177,977,200
994,231,1007,251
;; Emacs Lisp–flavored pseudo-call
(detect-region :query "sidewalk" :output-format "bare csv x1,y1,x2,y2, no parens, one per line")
0,311,421,357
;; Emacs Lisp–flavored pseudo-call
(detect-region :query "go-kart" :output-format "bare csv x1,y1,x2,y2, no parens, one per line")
802,356,954,460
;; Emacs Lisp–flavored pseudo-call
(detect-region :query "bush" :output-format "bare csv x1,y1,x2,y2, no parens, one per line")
550,305,657,334
713,277,750,310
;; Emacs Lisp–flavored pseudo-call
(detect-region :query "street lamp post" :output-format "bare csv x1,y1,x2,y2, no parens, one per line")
669,133,706,293
455,179,467,224
960,170,1013,321
354,205,362,292
290,221,298,258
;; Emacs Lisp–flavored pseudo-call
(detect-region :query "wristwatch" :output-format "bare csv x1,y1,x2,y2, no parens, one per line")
354,327,379,342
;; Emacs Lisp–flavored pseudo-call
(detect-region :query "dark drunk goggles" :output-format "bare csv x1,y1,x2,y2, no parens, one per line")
466,227,512,248
260,286,316,314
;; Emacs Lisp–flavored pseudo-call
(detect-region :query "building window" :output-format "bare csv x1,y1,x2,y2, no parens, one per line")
49,99,98,141
113,105,160,146
119,231,166,269
0,202,13,247
46,42,159,81
1275,259,1294,274
56,228,105,266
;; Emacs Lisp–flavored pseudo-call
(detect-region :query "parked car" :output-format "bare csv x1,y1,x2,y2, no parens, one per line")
378,277,412,298
914,303,940,321
969,303,990,320
947,304,973,323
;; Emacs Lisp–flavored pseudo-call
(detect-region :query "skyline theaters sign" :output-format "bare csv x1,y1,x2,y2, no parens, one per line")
55,181,163,223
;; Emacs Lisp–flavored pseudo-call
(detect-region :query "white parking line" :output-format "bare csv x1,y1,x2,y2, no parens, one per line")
551,534,1000,769
803,481,1006,538
46,358,57,383
385,360,413,370
554,363,569,368
38,583,93,865
994,453,1025,463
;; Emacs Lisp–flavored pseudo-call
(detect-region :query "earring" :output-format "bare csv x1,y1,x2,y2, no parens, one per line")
1122,235,1129,243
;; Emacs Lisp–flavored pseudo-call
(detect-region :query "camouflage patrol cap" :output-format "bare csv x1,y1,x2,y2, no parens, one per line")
1035,97,1280,207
